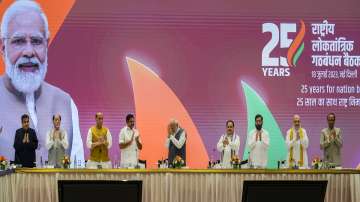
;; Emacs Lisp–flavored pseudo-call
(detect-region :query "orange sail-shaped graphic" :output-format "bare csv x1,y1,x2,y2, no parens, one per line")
126,57,209,168
0,0,76,74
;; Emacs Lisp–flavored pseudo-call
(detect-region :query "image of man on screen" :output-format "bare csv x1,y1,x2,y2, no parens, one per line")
0,0,84,166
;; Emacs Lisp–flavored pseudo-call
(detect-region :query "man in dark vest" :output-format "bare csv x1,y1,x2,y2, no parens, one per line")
165,119,187,167
13,114,38,168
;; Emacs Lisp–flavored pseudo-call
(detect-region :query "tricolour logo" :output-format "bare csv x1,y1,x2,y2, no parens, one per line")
261,20,305,77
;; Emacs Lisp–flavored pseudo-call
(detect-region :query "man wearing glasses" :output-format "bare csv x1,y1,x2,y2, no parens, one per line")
0,0,84,167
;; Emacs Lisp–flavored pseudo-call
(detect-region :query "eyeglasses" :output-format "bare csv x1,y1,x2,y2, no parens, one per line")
4,35,47,50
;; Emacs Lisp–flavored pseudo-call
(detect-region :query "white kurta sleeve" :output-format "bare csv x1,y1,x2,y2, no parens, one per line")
45,130,54,150
86,129,93,149
169,130,186,149
134,129,139,138
300,129,309,149
106,130,112,149
262,132,270,148
334,129,343,147
135,129,142,144
119,129,125,144
216,135,225,152
164,137,170,148
229,135,240,154
61,131,69,150
248,133,257,150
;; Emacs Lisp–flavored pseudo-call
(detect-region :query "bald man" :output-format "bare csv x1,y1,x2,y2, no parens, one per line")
285,115,309,168
86,113,112,169
0,0,84,165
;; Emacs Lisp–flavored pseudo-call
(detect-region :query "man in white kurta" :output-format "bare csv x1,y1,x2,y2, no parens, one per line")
285,115,309,168
247,114,269,168
119,114,142,168
216,120,240,168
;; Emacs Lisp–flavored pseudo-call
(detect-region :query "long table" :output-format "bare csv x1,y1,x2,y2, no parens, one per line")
0,168,359,202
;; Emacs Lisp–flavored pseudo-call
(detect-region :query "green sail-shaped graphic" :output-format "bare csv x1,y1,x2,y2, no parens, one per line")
241,81,287,168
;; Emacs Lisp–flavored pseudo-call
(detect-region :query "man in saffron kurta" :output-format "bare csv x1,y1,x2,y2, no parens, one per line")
86,112,112,169
285,115,309,168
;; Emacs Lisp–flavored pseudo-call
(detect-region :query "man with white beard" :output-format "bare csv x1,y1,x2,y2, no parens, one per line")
0,0,84,167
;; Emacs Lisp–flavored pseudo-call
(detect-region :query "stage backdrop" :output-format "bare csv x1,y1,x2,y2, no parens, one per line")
1,0,360,168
